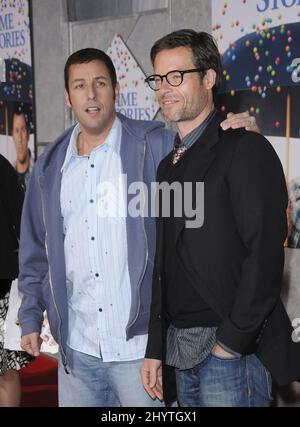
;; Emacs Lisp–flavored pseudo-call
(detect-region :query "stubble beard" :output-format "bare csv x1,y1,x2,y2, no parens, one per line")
163,102,204,124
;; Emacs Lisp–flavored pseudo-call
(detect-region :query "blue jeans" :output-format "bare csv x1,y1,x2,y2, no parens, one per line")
58,346,164,407
175,353,272,407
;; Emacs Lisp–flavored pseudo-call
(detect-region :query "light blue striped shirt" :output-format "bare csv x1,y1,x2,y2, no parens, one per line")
60,117,147,361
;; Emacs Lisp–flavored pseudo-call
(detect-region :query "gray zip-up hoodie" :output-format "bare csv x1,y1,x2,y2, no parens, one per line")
18,113,174,370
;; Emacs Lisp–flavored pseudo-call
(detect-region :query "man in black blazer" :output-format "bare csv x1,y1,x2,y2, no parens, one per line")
141,29,300,407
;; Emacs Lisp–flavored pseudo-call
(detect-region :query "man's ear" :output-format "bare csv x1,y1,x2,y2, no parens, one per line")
64,89,72,108
114,82,120,103
203,69,217,90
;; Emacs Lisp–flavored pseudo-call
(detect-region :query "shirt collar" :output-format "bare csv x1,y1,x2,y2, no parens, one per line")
174,109,216,150
61,116,121,173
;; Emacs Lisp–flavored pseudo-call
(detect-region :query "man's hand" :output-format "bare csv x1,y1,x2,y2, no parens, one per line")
211,343,236,359
21,332,42,357
140,358,163,401
221,111,260,133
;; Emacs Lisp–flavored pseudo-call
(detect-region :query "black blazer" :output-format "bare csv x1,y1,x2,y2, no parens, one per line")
0,154,24,281
146,112,300,404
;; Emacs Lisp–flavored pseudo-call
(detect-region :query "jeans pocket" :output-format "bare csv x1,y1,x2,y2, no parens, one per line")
210,352,242,361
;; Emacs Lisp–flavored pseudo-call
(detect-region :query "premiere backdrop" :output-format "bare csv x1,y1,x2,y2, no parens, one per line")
0,0,35,166
212,0,300,248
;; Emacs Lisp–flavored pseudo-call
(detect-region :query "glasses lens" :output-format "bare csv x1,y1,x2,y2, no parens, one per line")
166,71,183,87
146,75,161,90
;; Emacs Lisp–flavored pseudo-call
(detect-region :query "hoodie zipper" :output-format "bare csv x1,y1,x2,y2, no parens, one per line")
126,141,148,337
39,177,69,373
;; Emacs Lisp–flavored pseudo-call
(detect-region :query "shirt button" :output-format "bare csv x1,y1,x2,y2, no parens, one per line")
91,236,95,241
90,199,94,203
90,164,95,168
99,308,102,312
95,273,99,277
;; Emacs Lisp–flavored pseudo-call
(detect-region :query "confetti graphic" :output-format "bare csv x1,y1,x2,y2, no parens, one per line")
107,34,159,121
0,1,35,166
213,0,300,249
0,0,31,64
212,0,300,182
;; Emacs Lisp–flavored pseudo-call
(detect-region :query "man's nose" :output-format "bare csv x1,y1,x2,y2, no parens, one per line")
158,81,174,99
160,76,174,92
87,84,96,100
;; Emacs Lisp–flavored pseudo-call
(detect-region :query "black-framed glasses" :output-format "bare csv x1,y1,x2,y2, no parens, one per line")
145,68,205,91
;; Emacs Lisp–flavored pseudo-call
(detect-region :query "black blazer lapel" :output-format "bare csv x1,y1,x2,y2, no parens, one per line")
173,112,225,242
173,148,216,242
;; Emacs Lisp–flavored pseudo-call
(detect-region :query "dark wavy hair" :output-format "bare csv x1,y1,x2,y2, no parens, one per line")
151,29,222,97
64,48,117,93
